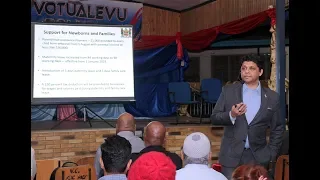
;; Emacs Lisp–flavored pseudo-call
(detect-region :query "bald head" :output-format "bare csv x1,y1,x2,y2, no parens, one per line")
116,113,136,133
144,121,166,146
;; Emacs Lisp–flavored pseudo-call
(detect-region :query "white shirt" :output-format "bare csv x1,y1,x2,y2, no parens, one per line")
31,147,37,178
176,164,227,180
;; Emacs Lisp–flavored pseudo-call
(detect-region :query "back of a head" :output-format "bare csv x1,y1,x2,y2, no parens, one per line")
128,151,176,180
144,121,166,146
232,164,269,180
183,132,211,158
116,112,136,133
100,135,132,174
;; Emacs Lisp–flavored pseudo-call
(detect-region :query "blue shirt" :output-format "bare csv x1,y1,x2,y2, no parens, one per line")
98,174,127,180
242,82,261,148
229,82,261,148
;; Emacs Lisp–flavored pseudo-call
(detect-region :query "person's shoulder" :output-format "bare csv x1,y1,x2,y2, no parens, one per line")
263,87,279,101
166,151,182,168
132,136,145,147
167,151,181,159
130,152,141,163
175,167,186,177
208,169,228,180
130,135,144,143
223,82,242,91
97,176,111,180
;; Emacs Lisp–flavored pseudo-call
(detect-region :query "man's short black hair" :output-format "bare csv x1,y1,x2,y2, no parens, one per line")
101,135,132,173
240,54,264,70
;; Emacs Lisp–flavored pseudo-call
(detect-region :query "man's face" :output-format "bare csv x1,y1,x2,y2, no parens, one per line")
240,61,263,84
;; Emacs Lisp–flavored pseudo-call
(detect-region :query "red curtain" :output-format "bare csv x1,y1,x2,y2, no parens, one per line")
133,32,183,59
57,105,78,121
58,8,276,121
134,8,275,53
183,8,275,51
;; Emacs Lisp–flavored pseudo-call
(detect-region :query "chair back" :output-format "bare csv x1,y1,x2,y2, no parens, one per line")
201,78,222,102
36,159,61,180
76,157,95,167
168,82,192,102
53,164,96,180
274,155,289,180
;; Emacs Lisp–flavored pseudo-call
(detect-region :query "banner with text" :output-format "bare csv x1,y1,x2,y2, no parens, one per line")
31,0,143,41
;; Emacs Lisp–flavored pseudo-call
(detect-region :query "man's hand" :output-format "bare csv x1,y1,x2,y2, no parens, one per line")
258,176,267,180
230,102,247,118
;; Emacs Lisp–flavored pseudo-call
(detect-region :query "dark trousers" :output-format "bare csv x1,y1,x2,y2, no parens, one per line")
221,148,269,180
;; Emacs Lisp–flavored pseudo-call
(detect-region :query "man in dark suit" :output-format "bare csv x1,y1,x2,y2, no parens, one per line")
211,54,285,179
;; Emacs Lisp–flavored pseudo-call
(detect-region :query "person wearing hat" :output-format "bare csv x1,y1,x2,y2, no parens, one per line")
176,132,227,180
128,151,176,180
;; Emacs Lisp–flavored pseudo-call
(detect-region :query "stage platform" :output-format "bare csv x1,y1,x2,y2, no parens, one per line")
31,116,223,164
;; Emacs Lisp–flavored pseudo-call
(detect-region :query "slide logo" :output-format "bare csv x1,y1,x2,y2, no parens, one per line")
121,28,132,38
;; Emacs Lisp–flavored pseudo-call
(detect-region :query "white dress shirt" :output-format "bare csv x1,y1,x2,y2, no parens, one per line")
176,164,228,180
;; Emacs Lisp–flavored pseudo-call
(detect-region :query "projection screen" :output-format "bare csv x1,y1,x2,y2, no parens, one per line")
31,22,135,105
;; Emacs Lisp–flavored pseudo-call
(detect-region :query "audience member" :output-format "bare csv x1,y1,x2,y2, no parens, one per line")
232,164,269,180
98,135,132,180
131,121,182,170
95,112,145,178
128,151,176,180
31,147,36,180
176,132,227,180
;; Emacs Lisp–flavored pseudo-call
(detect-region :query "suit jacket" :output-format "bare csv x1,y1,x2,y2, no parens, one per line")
210,82,285,167
279,130,289,156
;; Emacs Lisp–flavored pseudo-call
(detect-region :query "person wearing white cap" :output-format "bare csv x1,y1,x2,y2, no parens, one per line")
176,132,228,180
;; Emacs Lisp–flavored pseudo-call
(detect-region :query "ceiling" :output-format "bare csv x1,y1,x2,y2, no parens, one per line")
128,0,215,12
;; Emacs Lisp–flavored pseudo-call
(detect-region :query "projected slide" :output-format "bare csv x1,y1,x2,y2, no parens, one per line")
31,23,135,104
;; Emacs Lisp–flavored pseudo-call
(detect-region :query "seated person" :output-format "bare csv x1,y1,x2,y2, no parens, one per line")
131,121,182,170
94,112,145,178
98,135,132,180
31,147,37,180
176,132,227,180
128,151,176,180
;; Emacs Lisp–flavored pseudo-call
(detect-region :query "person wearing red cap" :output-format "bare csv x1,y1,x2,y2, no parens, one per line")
128,151,176,180
176,132,227,180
